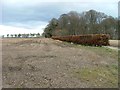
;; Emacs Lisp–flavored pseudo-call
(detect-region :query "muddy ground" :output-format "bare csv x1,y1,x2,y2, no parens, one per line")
2,38,118,88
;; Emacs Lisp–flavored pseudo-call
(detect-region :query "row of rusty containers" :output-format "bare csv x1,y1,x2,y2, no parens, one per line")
52,34,110,46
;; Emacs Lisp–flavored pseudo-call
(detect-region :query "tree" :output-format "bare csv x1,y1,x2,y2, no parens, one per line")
44,18,58,38
11,34,13,38
36,33,40,37
18,34,21,38
7,34,9,38
43,10,118,39
15,34,17,38
67,11,81,35
101,17,118,39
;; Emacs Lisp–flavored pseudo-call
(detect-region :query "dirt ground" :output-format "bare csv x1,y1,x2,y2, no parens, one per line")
2,38,118,88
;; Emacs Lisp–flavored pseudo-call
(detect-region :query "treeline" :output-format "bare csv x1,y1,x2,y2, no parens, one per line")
3,33,41,38
43,10,119,39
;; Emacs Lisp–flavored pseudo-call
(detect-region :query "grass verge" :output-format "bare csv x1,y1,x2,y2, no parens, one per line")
72,65,118,88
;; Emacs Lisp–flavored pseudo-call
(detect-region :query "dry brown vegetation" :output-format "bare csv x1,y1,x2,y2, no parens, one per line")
2,38,118,88
52,34,110,46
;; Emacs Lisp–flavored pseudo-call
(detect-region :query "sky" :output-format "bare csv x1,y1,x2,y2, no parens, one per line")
0,0,119,37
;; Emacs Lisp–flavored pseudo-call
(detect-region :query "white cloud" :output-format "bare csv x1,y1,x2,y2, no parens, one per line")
2,0,119,8
2,0,118,18
2,0,119,3
4,21,48,29
0,24,47,37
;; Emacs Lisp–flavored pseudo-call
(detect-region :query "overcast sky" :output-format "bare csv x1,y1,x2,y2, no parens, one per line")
0,0,119,36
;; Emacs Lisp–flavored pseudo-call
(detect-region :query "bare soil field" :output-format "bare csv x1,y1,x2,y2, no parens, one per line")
2,38,118,88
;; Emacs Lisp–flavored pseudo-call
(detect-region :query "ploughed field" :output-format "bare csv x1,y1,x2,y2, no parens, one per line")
2,38,118,88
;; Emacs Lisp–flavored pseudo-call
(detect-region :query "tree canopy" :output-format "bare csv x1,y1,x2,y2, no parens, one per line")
43,10,118,39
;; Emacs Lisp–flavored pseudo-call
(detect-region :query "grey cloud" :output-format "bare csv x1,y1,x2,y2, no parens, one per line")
2,2,64,23
2,2,118,27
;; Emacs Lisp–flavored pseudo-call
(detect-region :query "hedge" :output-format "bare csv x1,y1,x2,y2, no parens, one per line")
52,34,110,46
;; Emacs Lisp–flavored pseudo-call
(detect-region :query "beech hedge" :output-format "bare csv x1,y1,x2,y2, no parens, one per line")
52,34,110,46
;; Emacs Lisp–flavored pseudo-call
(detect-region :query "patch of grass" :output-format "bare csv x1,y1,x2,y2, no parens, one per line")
62,41,118,59
84,47,118,59
72,66,118,88
111,64,118,70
